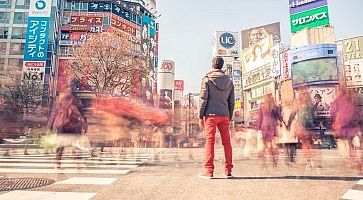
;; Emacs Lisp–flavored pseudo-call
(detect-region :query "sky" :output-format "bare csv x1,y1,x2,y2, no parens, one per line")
156,0,363,93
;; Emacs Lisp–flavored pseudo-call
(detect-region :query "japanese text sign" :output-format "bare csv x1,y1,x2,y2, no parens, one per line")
111,16,137,36
24,17,50,61
289,0,328,15
290,6,330,33
71,16,103,26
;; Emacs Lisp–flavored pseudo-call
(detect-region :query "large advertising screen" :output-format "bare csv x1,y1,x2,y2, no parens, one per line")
290,6,330,33
292,57,338,86
308,86,337,118
241,22,280,50
289,0,328,15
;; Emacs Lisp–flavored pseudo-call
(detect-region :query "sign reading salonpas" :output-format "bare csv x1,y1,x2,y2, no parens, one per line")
23,0,52,82
212,31,239,57
290,6,330,33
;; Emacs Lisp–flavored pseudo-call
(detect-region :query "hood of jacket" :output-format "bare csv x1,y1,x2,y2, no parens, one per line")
205,69,232,91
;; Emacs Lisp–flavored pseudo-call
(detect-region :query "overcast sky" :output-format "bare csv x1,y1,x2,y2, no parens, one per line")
156,0,363,93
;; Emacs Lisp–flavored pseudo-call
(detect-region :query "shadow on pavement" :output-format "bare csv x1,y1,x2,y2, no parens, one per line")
212,176,363,181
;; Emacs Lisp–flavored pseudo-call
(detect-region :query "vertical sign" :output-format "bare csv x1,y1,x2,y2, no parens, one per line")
23,0,52,82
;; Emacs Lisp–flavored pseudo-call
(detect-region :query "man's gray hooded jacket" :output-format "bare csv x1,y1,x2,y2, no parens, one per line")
199,69,235,120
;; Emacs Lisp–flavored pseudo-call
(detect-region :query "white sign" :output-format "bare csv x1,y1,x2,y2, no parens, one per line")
345,59,363,88
29,0,52,17
212,31,239,57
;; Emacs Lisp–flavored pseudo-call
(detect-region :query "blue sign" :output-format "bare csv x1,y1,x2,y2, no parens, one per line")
291,44,337,63
233,70,241,78
220,32,235,49
24,17,50,61
35,0,46,10
88,2,111,12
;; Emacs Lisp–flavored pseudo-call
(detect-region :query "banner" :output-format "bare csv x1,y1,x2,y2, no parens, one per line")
241,22,280,49
345,59,363,88
289,0,328,15
23,0,52,82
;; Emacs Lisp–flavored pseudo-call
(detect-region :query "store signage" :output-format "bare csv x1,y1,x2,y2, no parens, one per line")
111,15,137,36
71,16,103,25
174,80,184,90
290,6,330,33
342,37,363,63
289,0,328,15
291,44,337,63
220,32,235,49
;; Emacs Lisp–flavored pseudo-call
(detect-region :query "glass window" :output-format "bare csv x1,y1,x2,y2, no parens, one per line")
80,2,88,10
62,15,70,25
15,0,25,8
64,1,72,11
0,12,10,23
8,58,22,69
9,43,23,55
11,27,24,39
14,12,25,24
0,42,6,54
0,0,11,8
0,27,8,39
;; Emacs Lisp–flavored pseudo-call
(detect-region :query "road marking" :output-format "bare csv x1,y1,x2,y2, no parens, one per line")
0,159,143,165
0,162,139,169
341,189,363,200
0,191,97,200
55,177,118,185
0,155,150,161
0,168,130,174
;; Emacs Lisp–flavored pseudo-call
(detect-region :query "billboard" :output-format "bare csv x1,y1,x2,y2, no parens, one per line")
111,15,138,36
23,0,52,82
174,80,184,91
158,60,175,90
289,0,328,15
159,89,173,109
212,31,239,57
241,22,280,49
341,36,363,64
308,86,337,118
290,6,330,33
242,36,280,74
281,50,291,80
345,59,363,88
292,57,338,86
70,16,103,26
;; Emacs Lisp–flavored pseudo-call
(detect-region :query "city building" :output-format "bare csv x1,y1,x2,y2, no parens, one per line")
57,0,159,101
0,0,61,106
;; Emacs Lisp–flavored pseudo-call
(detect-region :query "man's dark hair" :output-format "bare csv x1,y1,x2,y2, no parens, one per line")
212,57,224,69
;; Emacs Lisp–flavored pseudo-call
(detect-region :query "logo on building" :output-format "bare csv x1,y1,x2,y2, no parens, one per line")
35,0,46,10
220,32,235,49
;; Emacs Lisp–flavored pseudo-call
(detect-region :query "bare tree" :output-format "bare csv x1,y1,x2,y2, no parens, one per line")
0,75,43,120
68,32,145,96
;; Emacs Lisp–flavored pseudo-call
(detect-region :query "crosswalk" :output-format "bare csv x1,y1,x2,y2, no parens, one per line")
341,180,363,200
0,148,156,175
0,148,158,199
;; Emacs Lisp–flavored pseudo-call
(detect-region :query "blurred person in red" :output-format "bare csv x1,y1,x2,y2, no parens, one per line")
257,94,283,168
287,91,316,168
47,86,88,169
331,88,362,172
198,56,235,179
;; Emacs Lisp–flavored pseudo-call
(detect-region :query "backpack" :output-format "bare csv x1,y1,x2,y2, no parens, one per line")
53,104,87,134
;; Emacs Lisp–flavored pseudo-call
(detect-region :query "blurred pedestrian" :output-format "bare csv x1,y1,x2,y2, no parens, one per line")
47,87,88,169
278,102,298,164
288,92,315,168
257,94,283,168
198,56,235,179
331,88,361,172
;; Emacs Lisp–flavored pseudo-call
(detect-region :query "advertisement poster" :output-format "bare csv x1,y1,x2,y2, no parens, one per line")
341,36,363,64
174,80,184,91
290,6,330,33
242,36,278,74
241,22,280,49
141,16,156,69
345,59,363,88
292,57,338,86
159,89,173,109
308,86,337,117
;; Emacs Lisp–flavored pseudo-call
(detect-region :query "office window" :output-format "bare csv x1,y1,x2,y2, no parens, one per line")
11,27,25,39
0,12,10,23
62,15,70,25
8,58,23,69
0,27,8,39
63,1,72,11
14,12,26,24
15,0,29,8
80,2,88,11
0,42,6,54
0,0,11,8
9,43,24,55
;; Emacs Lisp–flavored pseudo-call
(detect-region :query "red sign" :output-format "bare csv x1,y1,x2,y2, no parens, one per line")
161,62,174,71
24,61,45,68
174,80,184,91
71,16,103,26
111,16,137,36
281,51,289,80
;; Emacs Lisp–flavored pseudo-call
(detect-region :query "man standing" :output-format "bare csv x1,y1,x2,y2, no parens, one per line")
198,57,235,179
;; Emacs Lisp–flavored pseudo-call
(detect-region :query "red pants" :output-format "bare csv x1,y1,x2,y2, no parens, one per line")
203,116,233,175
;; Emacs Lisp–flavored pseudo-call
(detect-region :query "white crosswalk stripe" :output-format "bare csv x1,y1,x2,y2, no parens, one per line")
0,191,97,200
341,180,363,200
0,149,155,175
